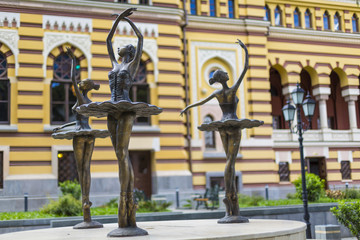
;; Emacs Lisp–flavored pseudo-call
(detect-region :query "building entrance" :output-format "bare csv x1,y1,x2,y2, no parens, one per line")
307,157,327,188
129,151,152,198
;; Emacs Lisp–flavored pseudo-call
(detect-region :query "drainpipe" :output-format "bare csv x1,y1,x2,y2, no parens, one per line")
182,0,192,173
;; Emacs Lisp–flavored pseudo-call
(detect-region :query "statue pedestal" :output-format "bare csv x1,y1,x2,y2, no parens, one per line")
0,219,306,240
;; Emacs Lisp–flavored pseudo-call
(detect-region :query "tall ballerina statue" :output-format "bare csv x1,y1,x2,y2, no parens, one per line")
76,8,162,237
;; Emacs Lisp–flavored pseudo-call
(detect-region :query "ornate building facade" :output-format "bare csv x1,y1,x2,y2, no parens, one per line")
0,0,359,209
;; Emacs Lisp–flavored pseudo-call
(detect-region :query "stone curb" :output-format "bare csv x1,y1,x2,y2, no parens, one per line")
0,203,338,229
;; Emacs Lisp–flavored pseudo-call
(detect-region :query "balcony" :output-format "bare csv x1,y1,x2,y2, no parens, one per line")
273,129,360,144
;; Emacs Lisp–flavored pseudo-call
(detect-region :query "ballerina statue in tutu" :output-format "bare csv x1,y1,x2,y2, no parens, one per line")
181,39,263,223
76,8,161,237
52,48,109,229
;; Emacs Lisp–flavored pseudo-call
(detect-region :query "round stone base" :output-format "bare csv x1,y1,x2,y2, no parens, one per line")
73,221,103,229
0,219,306,240
107,226,148,237
217,215,249,224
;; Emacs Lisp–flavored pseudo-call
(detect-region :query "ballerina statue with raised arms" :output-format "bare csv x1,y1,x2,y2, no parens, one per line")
76,8,162,237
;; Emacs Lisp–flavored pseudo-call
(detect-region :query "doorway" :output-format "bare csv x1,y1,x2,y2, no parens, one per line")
307,157,327,188
58,151,78,185
129,151,152,198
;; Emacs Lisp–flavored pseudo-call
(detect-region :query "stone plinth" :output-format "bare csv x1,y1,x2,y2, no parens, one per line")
0,219,306,240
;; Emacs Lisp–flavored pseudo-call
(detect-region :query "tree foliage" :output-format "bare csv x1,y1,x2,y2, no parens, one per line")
331,201,360,240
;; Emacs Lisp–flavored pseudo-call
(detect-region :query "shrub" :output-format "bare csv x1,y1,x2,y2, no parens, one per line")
137,200,172,213
331,201,360,240
326,189,344,200
293,173,325,202
344,188,360,199
59,180,81,200
41,194,82,217
182,199,192,209
238,194,264,207
100,196,172,213
286,193,297,199
102,197,118,208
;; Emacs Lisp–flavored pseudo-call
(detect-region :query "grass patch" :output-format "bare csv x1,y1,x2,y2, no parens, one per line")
0,211,55,220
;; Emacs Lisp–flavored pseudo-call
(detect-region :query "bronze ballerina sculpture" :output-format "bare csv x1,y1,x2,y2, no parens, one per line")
76,8,162,237
181,39,263,223
52,48,109,229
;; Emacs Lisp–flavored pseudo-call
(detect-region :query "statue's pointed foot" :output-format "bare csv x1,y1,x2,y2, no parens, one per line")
217,215,249,224
107,227,148,237
73,221,103,229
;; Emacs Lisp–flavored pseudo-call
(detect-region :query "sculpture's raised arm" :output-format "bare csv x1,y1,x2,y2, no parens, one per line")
123,16,143,77
66,48,85,106
231,39,248,92
53,121,76,132
106,8,137,67
180,92,216,116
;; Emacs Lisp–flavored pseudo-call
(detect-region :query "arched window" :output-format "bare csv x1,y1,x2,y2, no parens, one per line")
204,115,215,149
131,60,150,125
323,11,330,30
274,6,282,26
327,71,349,130
0,52,9,124
51,51,80,125
334,12,341,31
209,0,216,17
305,9,312,28
264,5,270,22
352,14,359,33
228,0,234,18
300,69,319,129
139,0,149,4
190,0,197,15
117,0,127,3
270,67,285,129
293,8,301,27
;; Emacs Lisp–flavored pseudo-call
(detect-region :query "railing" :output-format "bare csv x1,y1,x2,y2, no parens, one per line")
273,129,360,143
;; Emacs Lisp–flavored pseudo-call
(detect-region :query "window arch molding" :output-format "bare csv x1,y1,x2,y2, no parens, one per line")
323,11,331,30
352,13,359,33
304,9,312,29
46,44,88,125
293,7,301,28
0,30,19,77
264,5,271,22
43,32,92,80
334,11,342,31
274,5,283,26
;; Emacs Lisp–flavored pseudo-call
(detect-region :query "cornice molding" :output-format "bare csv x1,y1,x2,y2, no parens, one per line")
0,0,183,23
270,26,360,44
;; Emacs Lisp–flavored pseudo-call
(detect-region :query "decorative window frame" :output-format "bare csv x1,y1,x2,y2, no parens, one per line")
43,32,92,79
0,29,19,76
190,41,244,140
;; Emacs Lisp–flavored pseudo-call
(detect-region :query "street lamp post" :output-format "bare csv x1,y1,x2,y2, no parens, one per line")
282,83,316,239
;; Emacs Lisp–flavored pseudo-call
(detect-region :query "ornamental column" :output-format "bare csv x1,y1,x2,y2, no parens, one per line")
313,86,331,130
342,88,360,130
